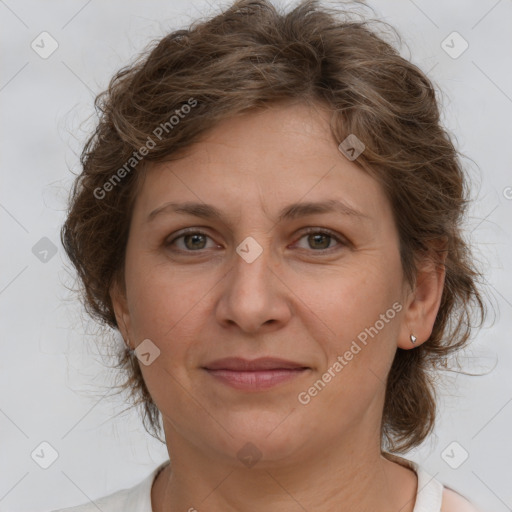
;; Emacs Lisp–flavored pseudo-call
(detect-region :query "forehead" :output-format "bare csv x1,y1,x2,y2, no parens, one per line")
131,102,392,228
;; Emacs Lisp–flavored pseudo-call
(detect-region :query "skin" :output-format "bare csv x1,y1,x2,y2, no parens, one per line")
110,100,449,512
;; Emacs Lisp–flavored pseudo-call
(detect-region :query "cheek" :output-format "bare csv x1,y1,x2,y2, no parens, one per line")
294,256,403,408
296,272,402,430
122,269,192,388
124,256,207,408
297,256,402,339
125,248,202,336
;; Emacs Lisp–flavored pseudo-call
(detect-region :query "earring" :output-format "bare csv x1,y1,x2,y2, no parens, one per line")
410,334,417,344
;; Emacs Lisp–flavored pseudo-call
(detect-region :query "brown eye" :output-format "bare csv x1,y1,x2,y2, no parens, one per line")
294,229,345,252
182,233,208,250
305,233,333,250
165,227,346,254
166,230,215,252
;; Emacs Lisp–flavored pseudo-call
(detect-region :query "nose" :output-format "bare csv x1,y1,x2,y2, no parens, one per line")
215,237,292,334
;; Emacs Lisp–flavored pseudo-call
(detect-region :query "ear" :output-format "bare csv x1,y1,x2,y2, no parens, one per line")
397,243,447,350
109,275,133,350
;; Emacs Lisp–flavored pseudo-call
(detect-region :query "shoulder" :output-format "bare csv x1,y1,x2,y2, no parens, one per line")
50,462,167,512
49,478,148,512
441,487,482,512
50,503,105,512
48,492,125,512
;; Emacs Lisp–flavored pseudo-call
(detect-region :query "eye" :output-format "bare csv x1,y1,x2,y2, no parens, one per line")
165,227,347,254
166,229,218,252
293,228,346,252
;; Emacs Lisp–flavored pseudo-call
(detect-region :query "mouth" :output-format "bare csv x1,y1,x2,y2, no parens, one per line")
202,357,311,391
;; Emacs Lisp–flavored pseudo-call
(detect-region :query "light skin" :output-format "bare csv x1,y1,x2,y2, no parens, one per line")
110,100,449,511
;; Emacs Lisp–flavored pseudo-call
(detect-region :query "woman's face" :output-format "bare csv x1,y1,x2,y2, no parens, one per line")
112,101,413,465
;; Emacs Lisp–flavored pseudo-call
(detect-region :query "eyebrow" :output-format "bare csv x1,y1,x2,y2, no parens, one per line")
147,199,370,224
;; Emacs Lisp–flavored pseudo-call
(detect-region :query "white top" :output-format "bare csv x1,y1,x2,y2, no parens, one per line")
51,457,452,512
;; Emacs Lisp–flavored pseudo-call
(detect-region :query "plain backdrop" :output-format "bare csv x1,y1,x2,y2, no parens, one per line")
1,0,511,511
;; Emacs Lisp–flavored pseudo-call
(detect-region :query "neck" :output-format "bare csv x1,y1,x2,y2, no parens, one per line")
152,432,417,512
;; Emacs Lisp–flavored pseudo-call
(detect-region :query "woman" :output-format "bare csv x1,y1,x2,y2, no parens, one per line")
54,0,486,510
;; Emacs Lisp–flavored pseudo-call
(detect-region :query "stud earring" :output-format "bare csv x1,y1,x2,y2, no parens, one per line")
410,334,417,344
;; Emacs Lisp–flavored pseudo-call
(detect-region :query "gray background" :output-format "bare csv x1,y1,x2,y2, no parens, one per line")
1,0,511,510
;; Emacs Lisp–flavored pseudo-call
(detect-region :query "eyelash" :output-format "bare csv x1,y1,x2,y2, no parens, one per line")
165,227,348,254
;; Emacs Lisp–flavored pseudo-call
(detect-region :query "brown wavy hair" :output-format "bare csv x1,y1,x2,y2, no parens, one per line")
61,0,486,453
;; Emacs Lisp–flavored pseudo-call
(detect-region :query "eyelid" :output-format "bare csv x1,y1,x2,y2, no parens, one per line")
296,226,346,241
165,226,349,252
165,227,217,248
292,227,349,251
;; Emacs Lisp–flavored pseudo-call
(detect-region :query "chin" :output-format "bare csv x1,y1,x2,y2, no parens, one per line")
206,410,312,467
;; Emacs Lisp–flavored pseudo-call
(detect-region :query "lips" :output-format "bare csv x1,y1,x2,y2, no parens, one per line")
202,357,310,391
203,357,310,371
